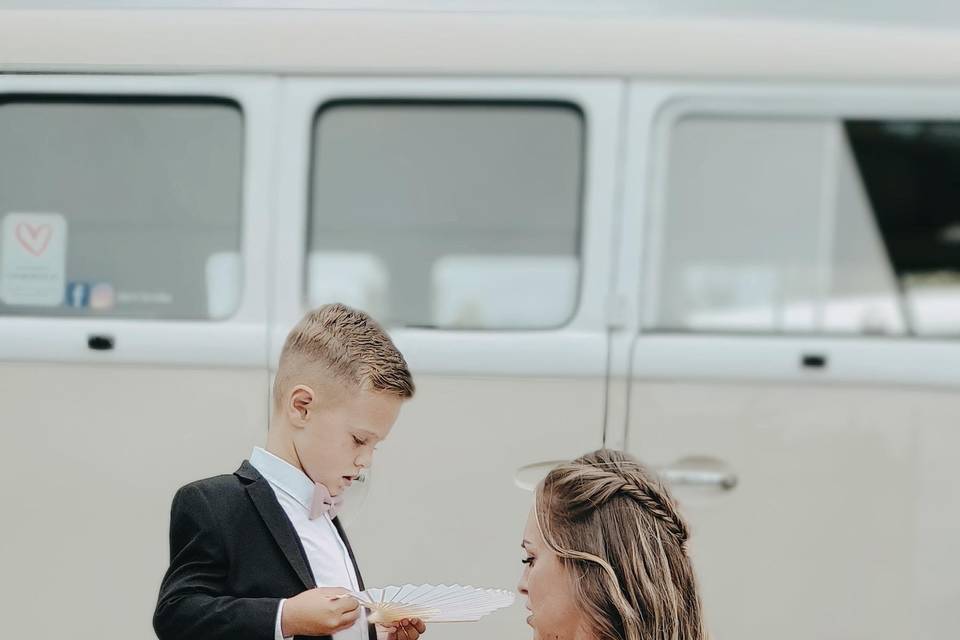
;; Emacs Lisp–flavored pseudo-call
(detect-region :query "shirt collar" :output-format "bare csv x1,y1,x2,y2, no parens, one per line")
249,447,315,512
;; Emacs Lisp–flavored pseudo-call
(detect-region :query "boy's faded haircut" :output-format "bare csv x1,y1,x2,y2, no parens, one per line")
273,303,414,407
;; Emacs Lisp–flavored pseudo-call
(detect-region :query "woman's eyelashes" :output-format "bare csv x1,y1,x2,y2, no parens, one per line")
521,555,535,567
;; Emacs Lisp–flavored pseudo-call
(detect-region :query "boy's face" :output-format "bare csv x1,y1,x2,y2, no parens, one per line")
289,383,403,496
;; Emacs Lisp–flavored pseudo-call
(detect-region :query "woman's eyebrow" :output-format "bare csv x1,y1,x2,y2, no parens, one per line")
521,540,531,548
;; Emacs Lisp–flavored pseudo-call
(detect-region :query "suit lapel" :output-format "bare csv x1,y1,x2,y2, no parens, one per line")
332,517,365,590
236,461,316,591
333,517,377,640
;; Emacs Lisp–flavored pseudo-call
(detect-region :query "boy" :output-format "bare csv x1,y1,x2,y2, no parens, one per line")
154,304,427,640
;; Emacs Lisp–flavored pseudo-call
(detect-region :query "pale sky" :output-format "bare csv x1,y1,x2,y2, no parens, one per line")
2,0,960,30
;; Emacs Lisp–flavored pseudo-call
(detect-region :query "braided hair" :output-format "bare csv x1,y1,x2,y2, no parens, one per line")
535,449,706,640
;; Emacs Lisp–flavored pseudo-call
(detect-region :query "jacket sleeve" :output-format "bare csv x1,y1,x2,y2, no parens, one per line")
153,483,281,640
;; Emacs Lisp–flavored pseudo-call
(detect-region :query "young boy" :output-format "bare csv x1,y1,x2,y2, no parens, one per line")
154,304,427,640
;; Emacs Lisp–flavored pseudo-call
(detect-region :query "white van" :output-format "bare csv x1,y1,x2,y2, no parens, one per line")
1,6,959,640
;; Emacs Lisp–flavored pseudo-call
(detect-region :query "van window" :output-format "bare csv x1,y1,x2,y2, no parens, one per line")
307,100,583,329
651,114,960,337
846,121,960,337
0,97,244,320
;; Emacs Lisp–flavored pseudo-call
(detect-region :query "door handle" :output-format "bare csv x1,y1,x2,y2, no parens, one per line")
659,457,738,491
660,467,738,490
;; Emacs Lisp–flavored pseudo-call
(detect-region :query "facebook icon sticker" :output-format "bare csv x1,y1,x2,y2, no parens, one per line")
65,282,90,308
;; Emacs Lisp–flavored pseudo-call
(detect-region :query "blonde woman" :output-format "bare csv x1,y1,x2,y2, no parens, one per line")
518,449,706,640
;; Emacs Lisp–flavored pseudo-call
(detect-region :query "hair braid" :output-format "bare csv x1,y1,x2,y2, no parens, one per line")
549,458,690,547
615,479,690,547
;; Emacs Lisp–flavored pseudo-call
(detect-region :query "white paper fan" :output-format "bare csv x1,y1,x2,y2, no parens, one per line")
349,584,515,624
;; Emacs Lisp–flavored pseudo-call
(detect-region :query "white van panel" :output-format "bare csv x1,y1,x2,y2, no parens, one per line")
4,10,960,81
0,363,269,638
628,382,960,639
620,82,960,640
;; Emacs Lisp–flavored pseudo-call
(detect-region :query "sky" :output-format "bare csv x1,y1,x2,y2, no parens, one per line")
2,0,960,31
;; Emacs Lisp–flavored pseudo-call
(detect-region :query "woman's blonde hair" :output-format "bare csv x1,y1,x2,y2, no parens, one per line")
535,449,706,640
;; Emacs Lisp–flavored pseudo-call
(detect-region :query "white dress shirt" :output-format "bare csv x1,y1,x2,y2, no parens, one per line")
249,447,367,640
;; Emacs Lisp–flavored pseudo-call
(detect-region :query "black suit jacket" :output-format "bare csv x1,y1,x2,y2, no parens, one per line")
154,461,376,640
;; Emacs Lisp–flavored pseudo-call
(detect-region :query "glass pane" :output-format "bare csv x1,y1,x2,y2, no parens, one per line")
846,121,960,337
0,97,244,320
308,100,583,329
652,114,909,336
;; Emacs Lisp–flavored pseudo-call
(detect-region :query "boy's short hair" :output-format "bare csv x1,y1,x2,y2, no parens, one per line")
273,303,414,407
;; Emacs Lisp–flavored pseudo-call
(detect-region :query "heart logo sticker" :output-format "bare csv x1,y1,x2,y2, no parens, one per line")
2,213,68,307
15,222,53,257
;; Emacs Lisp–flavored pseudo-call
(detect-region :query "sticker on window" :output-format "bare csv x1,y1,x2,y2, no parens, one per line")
1,213,68,307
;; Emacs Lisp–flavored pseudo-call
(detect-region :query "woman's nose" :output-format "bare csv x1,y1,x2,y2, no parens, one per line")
517,574,528,596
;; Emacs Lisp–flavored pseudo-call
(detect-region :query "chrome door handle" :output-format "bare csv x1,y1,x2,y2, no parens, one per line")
659,457,738,491
660,468,738,490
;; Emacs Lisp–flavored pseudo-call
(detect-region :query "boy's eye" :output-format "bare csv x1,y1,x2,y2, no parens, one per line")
352,436,366,446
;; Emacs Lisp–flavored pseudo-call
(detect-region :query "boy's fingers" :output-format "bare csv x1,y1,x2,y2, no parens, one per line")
412,619,426,633
333,596,360,614
339,607,360,626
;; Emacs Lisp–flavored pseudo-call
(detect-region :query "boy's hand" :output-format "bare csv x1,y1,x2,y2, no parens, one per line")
281,587,360,637
377,618,427,640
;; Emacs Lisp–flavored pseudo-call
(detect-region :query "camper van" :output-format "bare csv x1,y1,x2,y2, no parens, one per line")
1,5,959,639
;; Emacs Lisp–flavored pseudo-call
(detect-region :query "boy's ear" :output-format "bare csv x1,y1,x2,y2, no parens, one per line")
288,385,315,426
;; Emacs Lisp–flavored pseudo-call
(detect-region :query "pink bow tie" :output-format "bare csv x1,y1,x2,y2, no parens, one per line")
310,482,344,520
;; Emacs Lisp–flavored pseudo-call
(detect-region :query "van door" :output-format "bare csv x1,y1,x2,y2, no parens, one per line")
0,75,275,638
271,78,624,640
619,84,960,639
